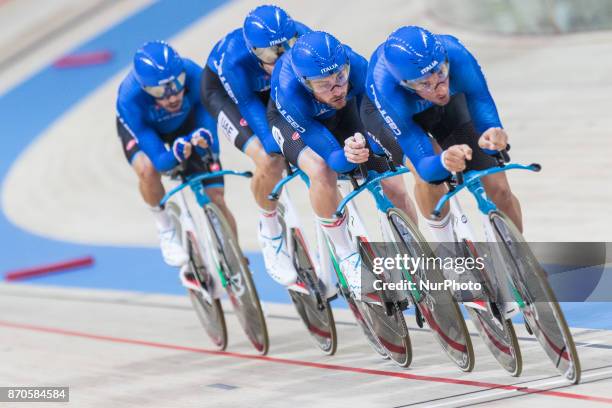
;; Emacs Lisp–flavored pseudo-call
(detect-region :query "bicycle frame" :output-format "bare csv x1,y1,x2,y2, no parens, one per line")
431,162,541,308
160,170,253,297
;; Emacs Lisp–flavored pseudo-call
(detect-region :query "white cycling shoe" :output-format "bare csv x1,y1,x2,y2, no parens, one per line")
258,226,298,286
158,227,189,267
339,252,362,300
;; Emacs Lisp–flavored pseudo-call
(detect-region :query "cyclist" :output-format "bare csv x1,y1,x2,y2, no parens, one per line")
267,31,417,300
362,25,523,246
116,41,235,267
201,5,310,287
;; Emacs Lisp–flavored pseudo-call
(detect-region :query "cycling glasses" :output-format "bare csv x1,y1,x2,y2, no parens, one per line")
143,71,187,99
252,36,298,64
304,64,350,93
400,60,450,93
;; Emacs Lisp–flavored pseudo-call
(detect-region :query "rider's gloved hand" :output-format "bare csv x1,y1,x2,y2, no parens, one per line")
479,127,508,152
344,132,369,164
172,137,192,162
187,128,213,157
441,144,472,173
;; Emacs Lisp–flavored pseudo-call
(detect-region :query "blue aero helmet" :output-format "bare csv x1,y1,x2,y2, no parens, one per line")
290,31,350,93
243,5,297,65
384,26,449,92
133,41,186,99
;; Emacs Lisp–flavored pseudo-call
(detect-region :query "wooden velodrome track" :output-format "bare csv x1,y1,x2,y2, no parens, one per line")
1,0,611,407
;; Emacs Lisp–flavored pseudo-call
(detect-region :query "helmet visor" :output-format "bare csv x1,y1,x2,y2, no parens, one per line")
304,64,350,93
400,60,450,92
143,71,186,99
253,35,298,64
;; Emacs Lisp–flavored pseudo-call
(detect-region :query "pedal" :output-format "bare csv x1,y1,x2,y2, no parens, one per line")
326,293,338,302
397,299,410,312
383,301,395,316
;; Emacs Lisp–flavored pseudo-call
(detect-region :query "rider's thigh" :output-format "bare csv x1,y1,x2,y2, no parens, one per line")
482,172,513,204
244,137,283,170
132,153,161,184
380,173,409,198
298,148,336,187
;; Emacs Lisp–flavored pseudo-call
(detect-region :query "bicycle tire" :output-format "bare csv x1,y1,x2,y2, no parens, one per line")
388,208,475,372
460,240,522,376
489,211,581,383
357,237,412,368
205,203,270,355
166,203,227,350
289,227,338,355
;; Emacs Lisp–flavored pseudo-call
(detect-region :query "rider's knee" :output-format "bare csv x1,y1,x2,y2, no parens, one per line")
488,183,513,205
307,157,336,187
133,155,160,184
258,152,285,174
207,187,226,206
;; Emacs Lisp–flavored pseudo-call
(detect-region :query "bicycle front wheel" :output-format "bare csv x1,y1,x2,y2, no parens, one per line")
289,227,338,355
358,237,412,368
205,203,269,355
167,203,227,350
388,208,475,372
489,211,581,383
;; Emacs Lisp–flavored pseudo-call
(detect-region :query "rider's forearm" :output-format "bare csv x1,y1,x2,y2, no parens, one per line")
413,154,450,183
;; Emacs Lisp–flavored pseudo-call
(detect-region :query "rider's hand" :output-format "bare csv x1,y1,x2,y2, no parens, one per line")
479,127,508,151
189,128,211,149
172,137,192,162
442,144,472,173
344,132,369,164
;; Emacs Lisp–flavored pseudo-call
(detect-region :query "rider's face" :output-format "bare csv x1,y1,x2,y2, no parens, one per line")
313,81,349,109
310,69,350,109
415,75,450,106
155,89,185,112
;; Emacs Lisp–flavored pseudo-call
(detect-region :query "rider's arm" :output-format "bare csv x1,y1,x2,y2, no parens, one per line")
116,103,178,172
281,97,356,173
450,37,503,154
375,87,450,182
224,64,278,154
185,59,220,154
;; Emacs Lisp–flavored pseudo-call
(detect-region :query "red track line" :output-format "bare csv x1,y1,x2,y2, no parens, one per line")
1,320,611,405
4,256,94,281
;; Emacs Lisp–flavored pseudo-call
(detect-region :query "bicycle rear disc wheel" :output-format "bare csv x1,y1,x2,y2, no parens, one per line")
167,203,227,350
388,208,474,372
490,211,581,383
467,308,521,376
289,228,337,355
358,238,412,368
206,203,269,355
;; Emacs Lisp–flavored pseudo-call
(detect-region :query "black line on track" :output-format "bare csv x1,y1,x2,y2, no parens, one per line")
2,288,612,350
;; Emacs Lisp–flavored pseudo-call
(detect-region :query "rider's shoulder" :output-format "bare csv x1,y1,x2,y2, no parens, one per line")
117,71,146,107
294,20,312,36
438,34,474,61
272,53,308,105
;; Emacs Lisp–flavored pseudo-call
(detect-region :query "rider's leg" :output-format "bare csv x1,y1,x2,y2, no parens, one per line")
244,138,285,236
298,149,359,298
403,156,455,243
380,175,418,224
206,186,238,238
481,172,523,232
298,150,353,254
132,153,188,266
